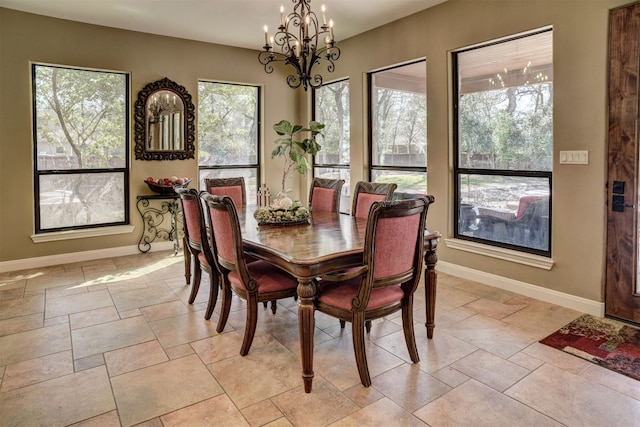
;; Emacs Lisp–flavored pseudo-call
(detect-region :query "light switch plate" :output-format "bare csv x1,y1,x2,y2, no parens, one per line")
559,150,588,164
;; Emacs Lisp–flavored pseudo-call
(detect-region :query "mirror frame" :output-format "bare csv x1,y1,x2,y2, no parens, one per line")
134,77,195,160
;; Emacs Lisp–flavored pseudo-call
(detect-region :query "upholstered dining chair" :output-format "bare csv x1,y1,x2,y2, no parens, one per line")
317,196,434,387
352,181,398,219
309,177,345,214
205,177,246,207
200,193,300,356
175,187,220,319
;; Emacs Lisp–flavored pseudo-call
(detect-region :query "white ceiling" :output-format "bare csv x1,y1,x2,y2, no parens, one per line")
0,0,447,50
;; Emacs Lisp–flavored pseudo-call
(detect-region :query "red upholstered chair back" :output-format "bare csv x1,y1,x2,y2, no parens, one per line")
364,197,432,288
309,177,345,214
352,181,397,219
516,195,548,219
201,193,249,280
205,177,246,207
176,187,204,249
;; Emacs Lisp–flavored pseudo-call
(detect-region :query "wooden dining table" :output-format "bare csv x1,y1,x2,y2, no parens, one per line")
238,207,441,393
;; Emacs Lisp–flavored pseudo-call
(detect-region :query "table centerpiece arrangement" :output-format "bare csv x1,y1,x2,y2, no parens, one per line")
254,119,323,226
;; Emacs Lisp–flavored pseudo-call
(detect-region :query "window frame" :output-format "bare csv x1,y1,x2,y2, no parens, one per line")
312,78,351,213
452,29,553,257
367,60,427,198
32,63,130,234
197,80,261,204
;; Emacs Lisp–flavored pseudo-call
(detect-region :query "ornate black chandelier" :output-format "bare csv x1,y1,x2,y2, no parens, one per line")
258,0,341,91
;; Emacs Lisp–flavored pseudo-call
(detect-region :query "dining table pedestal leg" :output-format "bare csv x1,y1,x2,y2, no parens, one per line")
297,278,316,393
424,237,439,339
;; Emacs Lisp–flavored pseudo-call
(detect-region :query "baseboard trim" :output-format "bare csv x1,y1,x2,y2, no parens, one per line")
0,242,176,273
437,260,604,317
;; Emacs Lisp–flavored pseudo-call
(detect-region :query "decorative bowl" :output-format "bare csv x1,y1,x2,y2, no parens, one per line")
254,201,310,226
145,179,191,195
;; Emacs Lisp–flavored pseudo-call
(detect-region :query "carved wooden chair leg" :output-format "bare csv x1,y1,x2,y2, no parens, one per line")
263,302,268,309
270,300,277,314
183,237,191,284
352,312,371,387
340,320,346,329
216,281,233,333
188,260,202,304
204,271,220,320
241,296,259,356
365,320,372,333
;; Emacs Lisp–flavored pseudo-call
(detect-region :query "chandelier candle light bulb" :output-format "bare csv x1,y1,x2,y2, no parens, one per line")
258,0,341,91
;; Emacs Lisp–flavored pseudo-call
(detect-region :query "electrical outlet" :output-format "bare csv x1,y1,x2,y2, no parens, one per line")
559,150,589,164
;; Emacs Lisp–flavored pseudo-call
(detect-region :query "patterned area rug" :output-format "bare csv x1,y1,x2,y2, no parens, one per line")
540,314,640,381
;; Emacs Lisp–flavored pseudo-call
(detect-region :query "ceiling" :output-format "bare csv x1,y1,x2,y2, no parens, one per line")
0,0,447,50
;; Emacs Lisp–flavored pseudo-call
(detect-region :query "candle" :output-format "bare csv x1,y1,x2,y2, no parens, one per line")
329,19,334,42
264,25,269,45
280,5,284,27
294,41,299,57
305,15,310,38
321,5,327,26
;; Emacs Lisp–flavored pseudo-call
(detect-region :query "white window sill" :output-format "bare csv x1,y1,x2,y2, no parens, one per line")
31,225,135,243
444,238,554,270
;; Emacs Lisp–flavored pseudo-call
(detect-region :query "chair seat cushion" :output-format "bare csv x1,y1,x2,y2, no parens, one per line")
197,252,210,268
318,278,404,311
228,260,298,293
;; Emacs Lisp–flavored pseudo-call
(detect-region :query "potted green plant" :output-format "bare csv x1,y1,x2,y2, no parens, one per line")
253,119,323,225
271,119,324,195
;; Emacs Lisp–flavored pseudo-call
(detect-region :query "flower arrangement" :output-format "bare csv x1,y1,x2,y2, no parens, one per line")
253,200,310,225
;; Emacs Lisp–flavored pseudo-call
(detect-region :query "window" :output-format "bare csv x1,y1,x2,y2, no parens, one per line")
454,29,553,255
198,81,259,204
369,61,427,198
313,79,350,213
33,64,129,233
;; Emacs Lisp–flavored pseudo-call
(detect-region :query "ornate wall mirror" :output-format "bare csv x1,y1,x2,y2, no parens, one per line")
134,77,195,160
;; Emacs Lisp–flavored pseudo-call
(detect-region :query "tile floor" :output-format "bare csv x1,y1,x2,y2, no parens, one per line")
1,250,640,426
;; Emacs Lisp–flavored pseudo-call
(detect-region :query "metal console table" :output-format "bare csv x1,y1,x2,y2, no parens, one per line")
136,194,182,254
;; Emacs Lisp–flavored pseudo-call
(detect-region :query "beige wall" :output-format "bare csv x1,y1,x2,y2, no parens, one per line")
0,0,631,303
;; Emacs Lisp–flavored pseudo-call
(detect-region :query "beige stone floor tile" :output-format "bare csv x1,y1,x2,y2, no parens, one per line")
372,364,451,411
45,283,89,299
241,399,285,427
209,340,303,409
329,397,428,427
521,342,591,374
161,394,250,426
104,340,168,377
149,310,219,349
342,383,385,408
414,379,562,427
580,363,640,401
166,343,195,359
268,318,334,354
464,297,528,319
111,354,223,427
0,366,116,426
429,366,470,388
71,316,156,359
110,285,178,312
75,353,106,371
70,306,120,329
44,314,70,327
0,312,43,336
69,409,121,426
435,285,479,311
25,268,86,291
313,333,404,391
0,294,44,321
450,349,530,392
1,350,73,392
0,323,71,366
264,418,294,427
508,350,545,370
455,280,517,302
45,289,114,318
501,302,582,337
441,313,540,358
505,363,640,426
412,329,477,374
140,300,190,322
271,377,359,427
0,284,25,302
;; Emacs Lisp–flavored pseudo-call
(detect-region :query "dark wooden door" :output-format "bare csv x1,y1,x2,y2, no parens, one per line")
606,2,640,324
